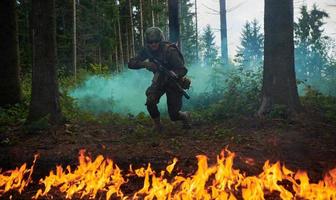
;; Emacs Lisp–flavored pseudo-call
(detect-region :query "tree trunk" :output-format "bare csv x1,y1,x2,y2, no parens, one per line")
139,0,144,46
151,0,155,26
258,0,301,116
219,0,228,65
195,0,199,63
117,11,125,69
113,22,119,72
179,0,183,51
115,45,119,72
28,0,63,123
168,0,180,46
125,28,130,63
155,0,159,27
73,0,77,80
165,0,169,40
0,0,21,106
128,0,135,57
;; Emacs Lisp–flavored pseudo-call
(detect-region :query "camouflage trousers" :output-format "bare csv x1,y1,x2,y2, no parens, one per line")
145,82,184,121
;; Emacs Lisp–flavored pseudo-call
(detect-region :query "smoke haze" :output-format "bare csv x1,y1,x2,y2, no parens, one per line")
70,66,214,115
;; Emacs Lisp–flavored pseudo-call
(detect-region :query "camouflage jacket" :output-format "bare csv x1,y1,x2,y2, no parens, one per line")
128,42,188,83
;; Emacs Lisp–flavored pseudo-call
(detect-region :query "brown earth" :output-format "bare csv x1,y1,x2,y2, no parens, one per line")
0,113,336,199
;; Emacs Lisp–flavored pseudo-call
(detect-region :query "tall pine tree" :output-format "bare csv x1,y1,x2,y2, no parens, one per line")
201,25,218,67
294,4,329,84
235,19,264,70
180,0,197,65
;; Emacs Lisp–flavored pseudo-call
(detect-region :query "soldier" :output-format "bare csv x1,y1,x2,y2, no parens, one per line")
128,27,191,132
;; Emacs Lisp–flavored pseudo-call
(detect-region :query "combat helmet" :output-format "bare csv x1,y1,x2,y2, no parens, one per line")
145,27,165,43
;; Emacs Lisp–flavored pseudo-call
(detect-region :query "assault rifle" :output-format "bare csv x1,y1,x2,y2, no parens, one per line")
144,49,190,99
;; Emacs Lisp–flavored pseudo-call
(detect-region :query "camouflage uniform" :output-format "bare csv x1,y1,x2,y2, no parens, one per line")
128,41,188,122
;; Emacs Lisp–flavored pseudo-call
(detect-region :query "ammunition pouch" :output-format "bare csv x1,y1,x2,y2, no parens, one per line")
179,77,191,89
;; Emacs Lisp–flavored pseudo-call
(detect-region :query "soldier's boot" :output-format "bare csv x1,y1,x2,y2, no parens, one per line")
179,111,191,129
152,117,163,133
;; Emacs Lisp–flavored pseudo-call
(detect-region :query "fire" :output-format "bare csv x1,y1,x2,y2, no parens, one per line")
0,149,336,199
0,154,38,195
34,149,126,200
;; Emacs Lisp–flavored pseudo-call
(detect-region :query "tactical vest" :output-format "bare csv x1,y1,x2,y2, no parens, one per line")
159,41,185,70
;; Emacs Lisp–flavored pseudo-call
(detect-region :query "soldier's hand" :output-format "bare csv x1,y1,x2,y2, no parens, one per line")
144,62,158,72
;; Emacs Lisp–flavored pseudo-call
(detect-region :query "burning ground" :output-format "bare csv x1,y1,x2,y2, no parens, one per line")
0,114,336,199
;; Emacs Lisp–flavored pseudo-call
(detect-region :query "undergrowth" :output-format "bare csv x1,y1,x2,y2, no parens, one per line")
301,86,336,122
187,66,262,121
1,65,336,131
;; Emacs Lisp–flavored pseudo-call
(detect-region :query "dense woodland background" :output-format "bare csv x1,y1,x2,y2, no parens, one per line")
0,0,336,128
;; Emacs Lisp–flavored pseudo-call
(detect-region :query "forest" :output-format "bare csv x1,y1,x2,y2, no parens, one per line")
0,0,336,199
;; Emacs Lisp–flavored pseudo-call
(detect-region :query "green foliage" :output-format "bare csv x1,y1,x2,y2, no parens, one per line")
301,86,336,122
188,66,262,121
58,70,118,123
0,104,27,128
55,0,73,74
294,4,336,95
268,104,289,119
200,25,218,67
88,63,110,74
24,115,51,131
76,0,120,69
16,0,180,77
214,127,235,139
0,74,31,127
235,19,264,70
180,0,198,65
0,69,121,128
10,0,336,127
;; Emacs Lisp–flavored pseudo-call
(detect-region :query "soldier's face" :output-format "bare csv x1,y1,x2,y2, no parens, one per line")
147,41,160,51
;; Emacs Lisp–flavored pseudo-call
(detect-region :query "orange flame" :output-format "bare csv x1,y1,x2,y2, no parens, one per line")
0,154,38,195
130,149,336,200
33,150,125,200
166,158,178,174
1,149,336,199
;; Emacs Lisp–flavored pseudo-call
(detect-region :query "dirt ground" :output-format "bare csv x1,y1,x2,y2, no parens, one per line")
1,112,336,199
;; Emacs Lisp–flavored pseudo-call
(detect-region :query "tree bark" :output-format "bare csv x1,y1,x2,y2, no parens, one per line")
0,0,22,106
168,0,180,46
115,44,119,72
125,28,130,63
179,0,183,51
139,0,144,46
73,0,77,80
219,0,228,65
258,0,301,116
28,0,63,123
113,22,119,72
165,0,169,40
128,0,135,57
151,0,155,26
195,0,199,63
117,10,125,69
155,0,159,27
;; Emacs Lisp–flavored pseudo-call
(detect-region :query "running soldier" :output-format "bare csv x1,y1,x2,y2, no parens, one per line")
128,27,191,132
